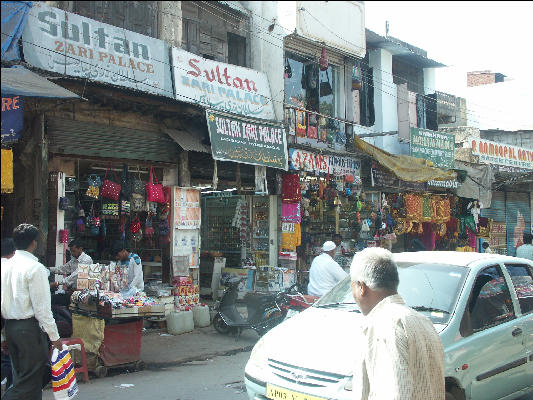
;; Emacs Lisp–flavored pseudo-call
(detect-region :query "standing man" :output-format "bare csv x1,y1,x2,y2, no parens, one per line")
1,224,62,400
516,232,533,260
49,239,93,305
350,247,445,400
112,242,144,294
307,241,347,297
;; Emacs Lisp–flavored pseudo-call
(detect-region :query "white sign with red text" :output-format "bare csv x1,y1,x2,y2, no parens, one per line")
470,138,533,170
171,48,275,120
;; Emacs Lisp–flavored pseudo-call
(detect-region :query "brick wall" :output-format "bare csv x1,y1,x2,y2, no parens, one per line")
467,72,495,87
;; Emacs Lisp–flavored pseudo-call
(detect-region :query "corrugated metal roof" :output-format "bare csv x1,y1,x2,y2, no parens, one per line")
365,29,445,68
162,127,211,153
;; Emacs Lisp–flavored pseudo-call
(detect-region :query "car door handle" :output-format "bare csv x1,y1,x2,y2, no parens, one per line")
512,328,522,337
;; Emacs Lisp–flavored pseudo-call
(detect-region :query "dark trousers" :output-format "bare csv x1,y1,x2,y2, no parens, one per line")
3,318,50,400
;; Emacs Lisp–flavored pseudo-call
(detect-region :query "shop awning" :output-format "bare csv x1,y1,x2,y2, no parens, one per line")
353,134,456,182
162,127,211,153
454,161,493,207
1,66,80,98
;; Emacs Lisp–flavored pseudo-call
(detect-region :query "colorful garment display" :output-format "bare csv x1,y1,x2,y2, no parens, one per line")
282,174,301,203
281,224,301,251
281,202,301,223
1,149,14,193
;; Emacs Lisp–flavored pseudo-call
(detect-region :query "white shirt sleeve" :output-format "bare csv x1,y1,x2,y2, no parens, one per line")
50,257,75,275
331,262,348,282
28,265,60,342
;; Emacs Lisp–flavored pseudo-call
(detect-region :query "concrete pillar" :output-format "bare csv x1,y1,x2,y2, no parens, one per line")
160,1,182,48
423,67,436,95
247,1,285,122
368,49,397,134
178,151,191,187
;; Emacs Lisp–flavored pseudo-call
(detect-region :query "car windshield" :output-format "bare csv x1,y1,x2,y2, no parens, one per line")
315,262,468,324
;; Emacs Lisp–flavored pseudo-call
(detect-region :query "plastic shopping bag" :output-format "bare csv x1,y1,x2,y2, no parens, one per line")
51,345,79,400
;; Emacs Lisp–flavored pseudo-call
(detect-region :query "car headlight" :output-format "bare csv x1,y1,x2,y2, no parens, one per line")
246,337,267,372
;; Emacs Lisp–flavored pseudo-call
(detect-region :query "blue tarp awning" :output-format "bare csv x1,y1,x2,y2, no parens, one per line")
1,1,32,61
1,65,80,98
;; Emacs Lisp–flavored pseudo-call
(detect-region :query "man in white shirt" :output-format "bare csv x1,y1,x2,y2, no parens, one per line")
516,232,533,260
350,247,445,400
50,239,93,291
112,242,144,294
1,224,62,400
307,241,347,297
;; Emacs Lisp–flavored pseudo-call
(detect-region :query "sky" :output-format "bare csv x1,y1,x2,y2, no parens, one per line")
364,1,533,130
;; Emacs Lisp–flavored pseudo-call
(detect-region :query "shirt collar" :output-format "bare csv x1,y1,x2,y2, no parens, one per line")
17,250,38,261
362,294,405,333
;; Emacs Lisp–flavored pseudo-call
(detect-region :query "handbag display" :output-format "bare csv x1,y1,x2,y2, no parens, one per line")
320,70,333,97
132,168,145,195
131,194,145,212
58,197,70,211
88,174,102,188
101,201,119,219
146,166,165,204
100,164,122,201
85,185,99,199
130,216,141,234
307,113,318,139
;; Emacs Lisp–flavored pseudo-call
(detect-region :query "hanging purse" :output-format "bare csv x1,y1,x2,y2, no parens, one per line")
159,218,170,236
120,199,131,215
146,166,165,203
101,164,122,201
320,69,333,97
131,194,145,212
132,168,145,195
86,185,100,199
121,163,132,198
101,201,119,219
130,216,142,234
88,174,102,188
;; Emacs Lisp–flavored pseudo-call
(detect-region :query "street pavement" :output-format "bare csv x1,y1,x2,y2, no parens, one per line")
42,351,251,400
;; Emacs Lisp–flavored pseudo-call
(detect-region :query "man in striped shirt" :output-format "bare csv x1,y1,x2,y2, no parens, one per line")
350,247,445,400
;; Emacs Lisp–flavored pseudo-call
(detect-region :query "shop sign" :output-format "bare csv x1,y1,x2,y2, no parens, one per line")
1,95,23,144
288,148,361,178
410,128,455,169
489,222,507,250
427,179,459,189
471,138,533,170
371,162,427,191
206,110,288,170
172,48,275,120
22,3,173,97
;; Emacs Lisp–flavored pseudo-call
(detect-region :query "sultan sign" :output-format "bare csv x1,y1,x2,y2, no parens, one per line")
173,48,275,120
22,3,172,97
410,128,455,169
206,110,287,170
471,138,533,170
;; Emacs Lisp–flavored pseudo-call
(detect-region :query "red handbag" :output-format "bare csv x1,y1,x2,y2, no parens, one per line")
146,166,165,204
101,164,122,201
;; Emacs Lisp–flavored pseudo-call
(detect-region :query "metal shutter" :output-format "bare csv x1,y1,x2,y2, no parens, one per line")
46,118,180,164
505,192,532,257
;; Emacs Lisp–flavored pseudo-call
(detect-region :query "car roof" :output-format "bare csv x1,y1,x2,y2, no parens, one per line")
392,251,530,268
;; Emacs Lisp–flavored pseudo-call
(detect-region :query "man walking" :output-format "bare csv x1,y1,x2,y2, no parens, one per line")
516,232,533,260
350,247,445,400
307,241,347,297
1,224,62,400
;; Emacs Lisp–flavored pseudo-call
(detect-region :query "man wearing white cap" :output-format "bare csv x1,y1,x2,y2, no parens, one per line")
307,241,348,297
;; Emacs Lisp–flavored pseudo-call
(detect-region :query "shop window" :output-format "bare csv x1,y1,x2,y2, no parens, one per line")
505,264,533,314
461,266,515,336
73,1,159,39
284,52,338,117
228,32,247,67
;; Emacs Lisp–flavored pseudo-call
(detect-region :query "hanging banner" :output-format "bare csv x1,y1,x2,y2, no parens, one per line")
172,48,275,119
371,162,427,191
174,187,201,229
470,138,533,170
206,110,288,170
22,3,173,97
288,148,361,179
1,95,23,144
410,127,455,169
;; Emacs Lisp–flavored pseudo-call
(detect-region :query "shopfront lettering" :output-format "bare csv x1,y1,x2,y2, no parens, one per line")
471,138,533,169
187,59,257,92
38,10,150,60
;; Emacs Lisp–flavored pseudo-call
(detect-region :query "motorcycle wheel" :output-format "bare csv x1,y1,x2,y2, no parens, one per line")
213,314,231,334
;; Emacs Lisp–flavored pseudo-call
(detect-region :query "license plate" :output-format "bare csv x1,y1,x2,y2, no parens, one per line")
266,384,325,400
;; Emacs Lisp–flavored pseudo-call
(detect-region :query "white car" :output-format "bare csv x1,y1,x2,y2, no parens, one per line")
244,251,533,400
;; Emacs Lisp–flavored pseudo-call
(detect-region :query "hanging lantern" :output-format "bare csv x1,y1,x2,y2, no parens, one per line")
319,47,328,71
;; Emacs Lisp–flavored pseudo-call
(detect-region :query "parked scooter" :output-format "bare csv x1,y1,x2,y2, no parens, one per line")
283,290,319,320
212,278,303,336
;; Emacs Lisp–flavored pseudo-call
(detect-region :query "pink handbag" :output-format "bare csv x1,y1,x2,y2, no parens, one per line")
101,164,122,201
146,166,165,204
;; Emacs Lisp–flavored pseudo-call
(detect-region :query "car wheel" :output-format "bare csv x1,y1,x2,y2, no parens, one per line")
213,314,231,334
